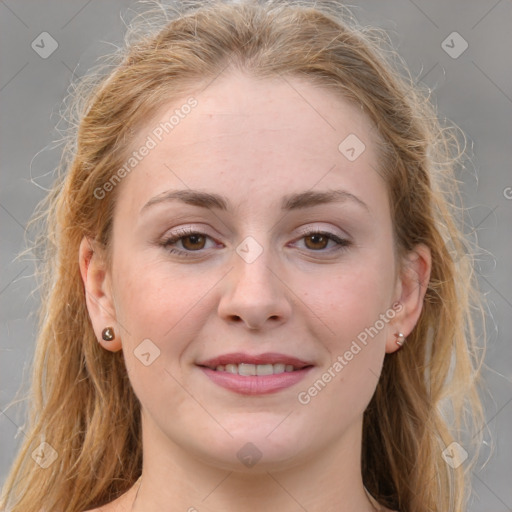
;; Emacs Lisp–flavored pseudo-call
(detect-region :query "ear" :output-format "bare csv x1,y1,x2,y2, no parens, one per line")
79,236,122,352
386,243,432,354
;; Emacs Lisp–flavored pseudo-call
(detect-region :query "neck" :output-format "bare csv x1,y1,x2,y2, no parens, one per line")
130,416,381,512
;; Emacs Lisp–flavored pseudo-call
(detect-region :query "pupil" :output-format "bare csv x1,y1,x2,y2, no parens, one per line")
308,234,327,249
185,234,204,250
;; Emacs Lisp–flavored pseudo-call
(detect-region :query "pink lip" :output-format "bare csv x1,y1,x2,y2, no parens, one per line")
198,352,312,368
199,366,314,395
196,352,314,395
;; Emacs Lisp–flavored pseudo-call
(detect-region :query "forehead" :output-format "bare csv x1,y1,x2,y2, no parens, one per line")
114,71,385,217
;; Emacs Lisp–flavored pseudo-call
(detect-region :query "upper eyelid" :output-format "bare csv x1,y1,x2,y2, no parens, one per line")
166,221,349,237
295,224,348,238
165,226,347,242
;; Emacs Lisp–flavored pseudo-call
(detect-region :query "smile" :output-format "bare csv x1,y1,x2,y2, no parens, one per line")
208,363,302,375
196,352,314,395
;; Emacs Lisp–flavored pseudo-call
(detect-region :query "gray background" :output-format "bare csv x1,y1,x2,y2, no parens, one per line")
1,1,511,510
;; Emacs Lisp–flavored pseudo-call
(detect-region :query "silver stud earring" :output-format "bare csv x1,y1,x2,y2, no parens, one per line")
395,332,406,347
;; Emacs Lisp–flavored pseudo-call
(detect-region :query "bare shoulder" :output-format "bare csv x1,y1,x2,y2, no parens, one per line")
82,502,120,512
82,489,134,512
81,478,140,512
82,504,399,512
82,501,124,512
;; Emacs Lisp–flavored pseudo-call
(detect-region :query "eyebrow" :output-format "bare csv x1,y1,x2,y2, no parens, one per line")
140,188,369,215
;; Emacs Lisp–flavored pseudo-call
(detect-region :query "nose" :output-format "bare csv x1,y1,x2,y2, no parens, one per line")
217,245,292,331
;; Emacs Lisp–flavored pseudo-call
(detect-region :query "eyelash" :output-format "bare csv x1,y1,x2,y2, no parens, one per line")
159,227,351,258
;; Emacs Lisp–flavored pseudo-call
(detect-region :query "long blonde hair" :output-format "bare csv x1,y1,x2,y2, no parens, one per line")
1,1,485,510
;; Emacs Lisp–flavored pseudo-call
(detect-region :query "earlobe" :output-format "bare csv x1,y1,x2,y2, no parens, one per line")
386,244,432,354
78,236,122,352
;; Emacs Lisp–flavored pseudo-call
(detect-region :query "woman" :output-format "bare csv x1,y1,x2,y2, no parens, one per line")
0,0,484,511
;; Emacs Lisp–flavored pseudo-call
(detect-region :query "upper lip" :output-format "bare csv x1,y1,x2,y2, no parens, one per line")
197,352,313,369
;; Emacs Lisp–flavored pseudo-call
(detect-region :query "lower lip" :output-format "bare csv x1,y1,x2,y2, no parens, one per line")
199,366,313,395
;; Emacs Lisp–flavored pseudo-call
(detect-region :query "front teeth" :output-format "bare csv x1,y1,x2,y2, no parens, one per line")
214,363,296,375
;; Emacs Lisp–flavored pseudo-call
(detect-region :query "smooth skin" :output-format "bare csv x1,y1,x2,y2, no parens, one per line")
80,71,430,512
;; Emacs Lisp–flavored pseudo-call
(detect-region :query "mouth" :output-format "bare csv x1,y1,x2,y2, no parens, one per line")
203,362,307,376
196,352,314,395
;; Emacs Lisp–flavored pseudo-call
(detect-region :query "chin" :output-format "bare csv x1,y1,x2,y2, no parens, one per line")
189,421,314,473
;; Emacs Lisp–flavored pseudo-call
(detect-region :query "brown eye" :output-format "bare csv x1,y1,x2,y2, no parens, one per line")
294,229,351,253
304,233,330,250
160,229,217,257
181,234,207,251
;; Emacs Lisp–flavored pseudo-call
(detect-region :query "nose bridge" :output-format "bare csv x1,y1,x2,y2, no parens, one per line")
231,236,279,299
235,244,273,289
217,234,291,329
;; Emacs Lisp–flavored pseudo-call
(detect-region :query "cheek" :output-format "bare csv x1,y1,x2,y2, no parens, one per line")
112,257,204,410
296,267,393,428
113,253,206,337
312,257,396,335
301,250,395,397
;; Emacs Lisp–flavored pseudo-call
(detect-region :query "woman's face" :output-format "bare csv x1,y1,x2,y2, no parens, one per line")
82,71,426,472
